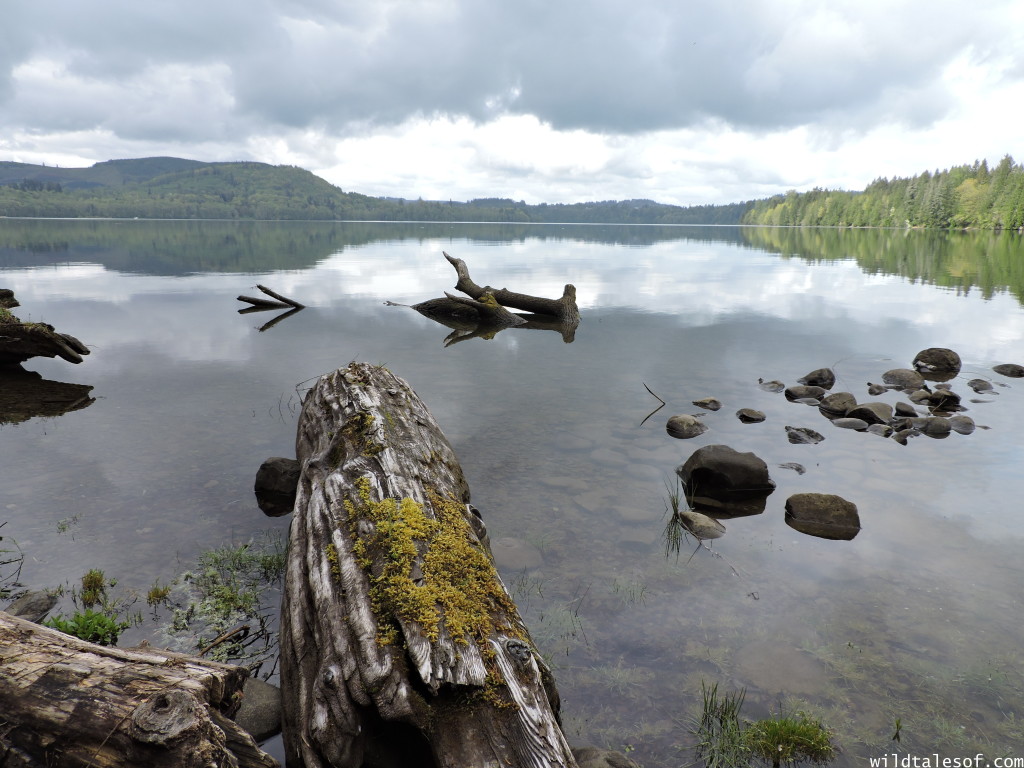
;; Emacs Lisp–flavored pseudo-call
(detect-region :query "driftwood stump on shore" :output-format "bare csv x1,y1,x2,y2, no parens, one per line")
279,362,577,768
0,611,277,768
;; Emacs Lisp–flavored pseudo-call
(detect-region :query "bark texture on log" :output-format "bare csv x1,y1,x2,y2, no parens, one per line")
0,611,278,768
280,362,576,768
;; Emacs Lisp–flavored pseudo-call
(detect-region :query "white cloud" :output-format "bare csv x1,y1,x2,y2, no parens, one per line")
1,0,1023,204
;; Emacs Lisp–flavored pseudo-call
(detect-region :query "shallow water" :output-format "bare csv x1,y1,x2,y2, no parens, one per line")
3,220,1024,766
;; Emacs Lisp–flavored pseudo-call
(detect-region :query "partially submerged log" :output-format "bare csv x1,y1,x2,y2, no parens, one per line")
237,285,305,311
397,252,580,344
443,252,579,324
0,611,278,768
279,362,577,768
0,304,90,366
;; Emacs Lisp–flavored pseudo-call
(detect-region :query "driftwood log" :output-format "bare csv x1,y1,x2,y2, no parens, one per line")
401,253,580,344
0,301,90,366
279,362,577,768
0,611,277,768
443,251,579,324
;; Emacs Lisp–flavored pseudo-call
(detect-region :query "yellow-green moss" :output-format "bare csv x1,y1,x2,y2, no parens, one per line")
325,542,341,583
343,477,523,650
477,292,501,309
341,410,385,458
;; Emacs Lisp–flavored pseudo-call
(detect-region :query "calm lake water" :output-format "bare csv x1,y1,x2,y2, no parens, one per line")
3,220,1024,766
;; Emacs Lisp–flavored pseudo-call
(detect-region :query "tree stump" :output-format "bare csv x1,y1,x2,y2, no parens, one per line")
279,362,576,768
0,611,278,768
0,304,90,366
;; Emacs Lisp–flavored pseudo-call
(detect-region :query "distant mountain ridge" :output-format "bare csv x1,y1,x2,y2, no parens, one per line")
0,156,752,224
0,157,209,190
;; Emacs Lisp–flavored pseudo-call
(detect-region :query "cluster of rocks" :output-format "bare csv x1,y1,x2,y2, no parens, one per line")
664,347,1024,543
665,347,1021,447
673,444,860,541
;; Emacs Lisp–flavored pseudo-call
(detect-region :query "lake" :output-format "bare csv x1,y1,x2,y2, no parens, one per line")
2,219,1024,767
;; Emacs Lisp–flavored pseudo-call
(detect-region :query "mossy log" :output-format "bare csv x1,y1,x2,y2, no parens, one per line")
0,611,278,768
280,362,576,768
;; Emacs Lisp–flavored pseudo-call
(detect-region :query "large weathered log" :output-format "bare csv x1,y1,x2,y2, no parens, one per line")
280,362,577,768
444,251,580,324
0,611,278,768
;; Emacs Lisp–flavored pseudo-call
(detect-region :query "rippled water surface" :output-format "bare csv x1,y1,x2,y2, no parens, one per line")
3,220,1024,766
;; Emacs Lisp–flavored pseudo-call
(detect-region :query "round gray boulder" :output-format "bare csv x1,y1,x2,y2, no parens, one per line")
785,493,861,541
846,402,893,425
818,391,856,417
785,385,827,402
882,368,925,391
913,347,961,379
798,368,836,390
254,456,300,517
736,408,766,424
678,445,775,517
993,363,1024,378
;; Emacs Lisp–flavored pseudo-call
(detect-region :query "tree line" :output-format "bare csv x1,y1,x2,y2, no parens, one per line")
742,155,1024,229
0,158,751,224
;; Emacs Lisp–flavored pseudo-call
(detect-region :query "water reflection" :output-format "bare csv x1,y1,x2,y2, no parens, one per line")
0,366,95,424
3,221,1024,767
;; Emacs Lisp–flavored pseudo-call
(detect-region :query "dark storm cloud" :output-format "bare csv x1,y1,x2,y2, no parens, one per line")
0,0,1014,142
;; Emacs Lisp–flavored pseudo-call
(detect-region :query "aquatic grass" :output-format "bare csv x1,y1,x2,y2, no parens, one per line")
692,680,750,768
745,711,837,767
584,658,655,697
79,568,107,607
164,534,286,676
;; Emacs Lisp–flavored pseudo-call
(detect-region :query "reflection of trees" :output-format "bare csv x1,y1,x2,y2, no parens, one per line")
742,227,1024,305
0,220,752,275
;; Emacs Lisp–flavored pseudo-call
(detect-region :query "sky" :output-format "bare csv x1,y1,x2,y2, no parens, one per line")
1,1,1023,206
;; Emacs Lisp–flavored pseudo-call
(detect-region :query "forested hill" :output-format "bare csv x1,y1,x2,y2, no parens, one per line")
0,157,750,224
742,155,1024,229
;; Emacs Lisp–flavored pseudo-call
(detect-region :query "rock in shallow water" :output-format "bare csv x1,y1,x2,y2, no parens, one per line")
736,408,766,423
692,397,723,411
785,426,825,444
993,363,1024,378
882,368,925,391
785,492,861,541
666,414,708,439
913,347,962,379
797,367,836,390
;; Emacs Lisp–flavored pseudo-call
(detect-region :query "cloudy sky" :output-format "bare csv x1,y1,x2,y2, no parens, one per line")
2,1,1022,206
